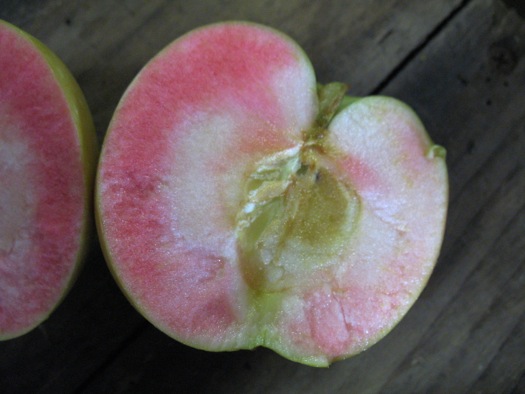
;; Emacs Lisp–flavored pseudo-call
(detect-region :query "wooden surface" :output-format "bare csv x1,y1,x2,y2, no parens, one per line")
1,0,524,392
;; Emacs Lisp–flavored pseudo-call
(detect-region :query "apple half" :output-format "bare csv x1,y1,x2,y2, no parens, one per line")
0,20,98,340
96,22,448,366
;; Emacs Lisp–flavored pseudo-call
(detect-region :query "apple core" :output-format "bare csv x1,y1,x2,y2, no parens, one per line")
236,83,362,292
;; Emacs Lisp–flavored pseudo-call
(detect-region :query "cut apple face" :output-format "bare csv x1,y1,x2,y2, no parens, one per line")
96,22,448,366
0,20,98,340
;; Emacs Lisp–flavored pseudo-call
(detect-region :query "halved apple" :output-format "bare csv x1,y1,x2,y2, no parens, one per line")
0,20,98,340
96,22,448,366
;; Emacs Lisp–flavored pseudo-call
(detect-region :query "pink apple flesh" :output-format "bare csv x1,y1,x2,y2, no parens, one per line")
96,22,448,366
0,20,97,340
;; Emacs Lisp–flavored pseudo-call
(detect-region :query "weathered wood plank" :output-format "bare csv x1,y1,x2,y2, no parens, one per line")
1,0,524,393
466,311,525,393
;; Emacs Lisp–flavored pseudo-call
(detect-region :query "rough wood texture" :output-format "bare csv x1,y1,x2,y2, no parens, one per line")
1,0,524,393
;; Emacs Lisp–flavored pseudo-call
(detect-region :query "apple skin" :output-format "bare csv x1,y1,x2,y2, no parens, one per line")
96,21,448,366
0,20,98,340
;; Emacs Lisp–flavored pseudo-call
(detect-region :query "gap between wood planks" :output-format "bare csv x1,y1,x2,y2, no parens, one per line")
371,0,473,95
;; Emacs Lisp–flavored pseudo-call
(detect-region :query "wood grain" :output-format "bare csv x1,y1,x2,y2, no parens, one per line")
1,0,524,393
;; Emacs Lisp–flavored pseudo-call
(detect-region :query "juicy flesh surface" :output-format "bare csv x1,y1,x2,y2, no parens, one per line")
0,24,84,338
98,23,448,365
